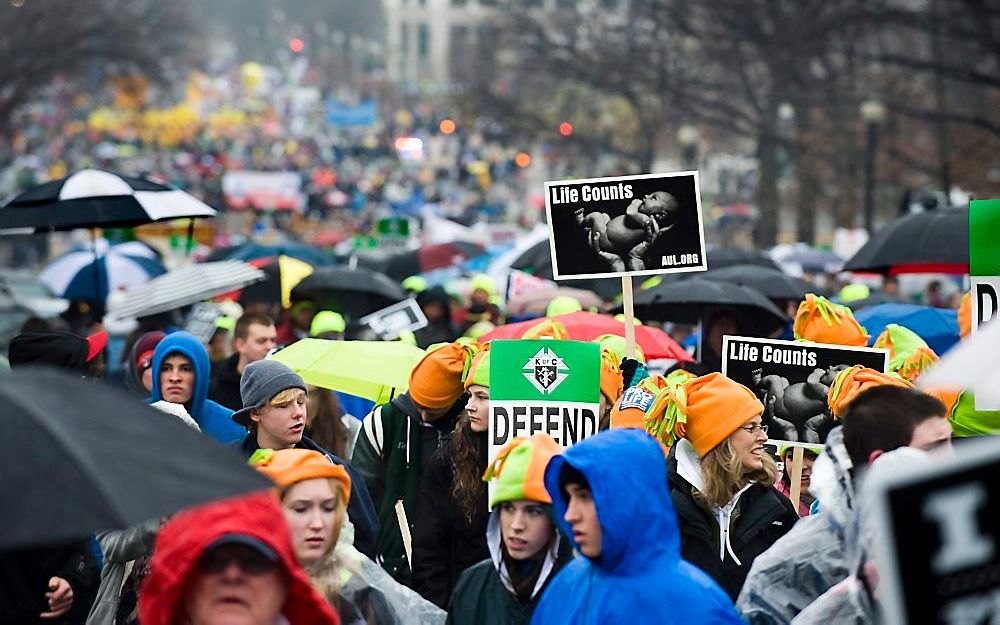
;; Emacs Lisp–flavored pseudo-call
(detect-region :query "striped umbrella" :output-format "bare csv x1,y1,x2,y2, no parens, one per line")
0,169,216,233
38,240,165,303
107,261,265,320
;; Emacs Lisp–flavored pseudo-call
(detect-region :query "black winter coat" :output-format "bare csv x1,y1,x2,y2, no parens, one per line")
0,541,98,625
667,446,799,600
411,435,490,608
208,353,243,411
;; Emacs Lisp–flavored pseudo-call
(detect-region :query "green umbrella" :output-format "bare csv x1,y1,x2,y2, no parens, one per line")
272,339,425,403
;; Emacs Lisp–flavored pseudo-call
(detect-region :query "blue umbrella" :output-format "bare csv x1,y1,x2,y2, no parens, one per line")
210,241,334,266
38,240,165,303
854,303,959,355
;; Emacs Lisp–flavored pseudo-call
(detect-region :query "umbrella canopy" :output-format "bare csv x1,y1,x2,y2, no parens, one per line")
706,247,781,271
220,255,315,309
702,265,811,302
480,311,693,362
107,260,265,320
207,241,334,266
854,303,960,355
0,368,270,549
272,339,426,403
504,239,623,301
629,277,789,336
291,266,406,319
380,242,486,280
0,169,216,233
770,243,844,275
843,208,968,274
506,287,604,318
38,239,165,302
843,292,905,311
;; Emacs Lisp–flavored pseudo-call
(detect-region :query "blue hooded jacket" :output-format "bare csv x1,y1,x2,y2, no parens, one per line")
531,429,743,625
150,331,246,444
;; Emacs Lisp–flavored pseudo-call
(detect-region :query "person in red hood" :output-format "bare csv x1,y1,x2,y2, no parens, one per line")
139,491,338,625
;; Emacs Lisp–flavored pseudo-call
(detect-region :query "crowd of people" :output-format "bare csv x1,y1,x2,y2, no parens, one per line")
1,268,984,624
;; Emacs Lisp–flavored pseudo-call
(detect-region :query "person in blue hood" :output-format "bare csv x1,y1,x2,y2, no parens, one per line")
530,429,743,625
149,331,246,444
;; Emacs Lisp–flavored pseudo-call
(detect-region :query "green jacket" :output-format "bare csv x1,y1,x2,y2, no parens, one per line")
352,393,460,582
446,509,572,625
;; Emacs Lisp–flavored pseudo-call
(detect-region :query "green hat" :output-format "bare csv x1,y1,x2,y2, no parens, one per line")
613,313,643,325
215,316,236,331
310,310,346,336
402,276,427,293
595,333,645,363
546,295,582,316
470,274,496,296
838,283,870,304
950,391,1000,437
483,434,562,508
777,444,822,458
464,347,491,389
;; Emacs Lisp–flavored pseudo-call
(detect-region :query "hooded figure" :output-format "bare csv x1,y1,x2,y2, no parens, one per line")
790,447,930,625
531,429,743,625
447,435,572,625
139,491,338,625
124,331,165,396
736,426,857,623
149,331,245,444
414,287,458,348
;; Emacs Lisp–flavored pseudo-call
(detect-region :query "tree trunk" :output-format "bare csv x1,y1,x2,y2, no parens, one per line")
754,129,780,248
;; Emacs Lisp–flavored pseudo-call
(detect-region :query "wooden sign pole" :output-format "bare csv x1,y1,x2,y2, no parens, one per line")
622,276,636,359
788,445,805,514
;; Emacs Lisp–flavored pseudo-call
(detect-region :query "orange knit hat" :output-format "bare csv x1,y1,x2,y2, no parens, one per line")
482,434,561,507
793,294,869,346
598,348,624,405
521,318,569,340
409,342,479,409
958,291,972,338
925,387,961,418
610,370,694,432
680,373,765,456
250,448,352,504
827,365,912,419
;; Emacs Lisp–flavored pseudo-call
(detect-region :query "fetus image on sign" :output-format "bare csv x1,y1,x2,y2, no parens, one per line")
752,365,847,443
574,191,680,272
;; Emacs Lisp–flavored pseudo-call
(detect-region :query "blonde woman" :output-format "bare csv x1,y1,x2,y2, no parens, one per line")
661,373,799,599
252,448,445,625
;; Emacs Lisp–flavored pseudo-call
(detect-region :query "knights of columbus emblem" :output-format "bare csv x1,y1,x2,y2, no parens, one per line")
522,347,569,394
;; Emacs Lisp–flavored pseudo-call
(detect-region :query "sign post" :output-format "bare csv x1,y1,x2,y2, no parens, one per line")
488,339,601,497
544,171,708,358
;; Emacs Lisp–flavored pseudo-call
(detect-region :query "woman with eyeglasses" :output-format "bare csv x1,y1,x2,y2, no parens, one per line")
656,372,800,600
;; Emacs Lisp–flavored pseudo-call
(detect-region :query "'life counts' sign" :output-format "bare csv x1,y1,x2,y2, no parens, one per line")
488,339,601,468
872,436,1000,625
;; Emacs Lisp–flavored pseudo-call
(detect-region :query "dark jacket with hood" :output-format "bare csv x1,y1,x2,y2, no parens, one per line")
668,438,799,601
124,331,165,397
413,286,458,348
207,352,243,411
352,391,466,582
531,429,743,625
148,331,244,444
412,432,490,607
447,505,573,625
238,432,380,559
0,540,98,625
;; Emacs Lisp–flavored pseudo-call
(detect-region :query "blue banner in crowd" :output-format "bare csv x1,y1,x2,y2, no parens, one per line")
325,99,377,127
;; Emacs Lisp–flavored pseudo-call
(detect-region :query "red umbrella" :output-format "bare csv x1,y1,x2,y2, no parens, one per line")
480,311,693,362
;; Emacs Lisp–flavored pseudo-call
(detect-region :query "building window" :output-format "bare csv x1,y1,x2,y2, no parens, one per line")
418,23,430,59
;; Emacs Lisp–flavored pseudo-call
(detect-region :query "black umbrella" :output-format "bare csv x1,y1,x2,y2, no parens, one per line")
843,208,969,274
509,239,622,301
292,266,406,319
0,169,216,233
844,292,905,311
706,247,781,271
703,265,811,302
628,277,789,336
1,368,270,549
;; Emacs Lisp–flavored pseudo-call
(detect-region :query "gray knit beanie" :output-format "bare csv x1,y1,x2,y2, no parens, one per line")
231,359,307,426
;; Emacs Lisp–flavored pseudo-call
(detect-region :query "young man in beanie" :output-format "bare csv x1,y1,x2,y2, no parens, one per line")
233,358,380,559
352,341,475,582
209,313,276,411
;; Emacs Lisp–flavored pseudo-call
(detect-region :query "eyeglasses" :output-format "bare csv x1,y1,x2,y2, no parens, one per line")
198,545,277,575
738,423,769,436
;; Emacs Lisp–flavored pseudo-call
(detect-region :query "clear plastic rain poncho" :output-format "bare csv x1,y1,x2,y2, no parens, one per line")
307,518,446,625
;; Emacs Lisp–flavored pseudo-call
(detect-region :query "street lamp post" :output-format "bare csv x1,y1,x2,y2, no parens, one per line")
860,100,887,235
